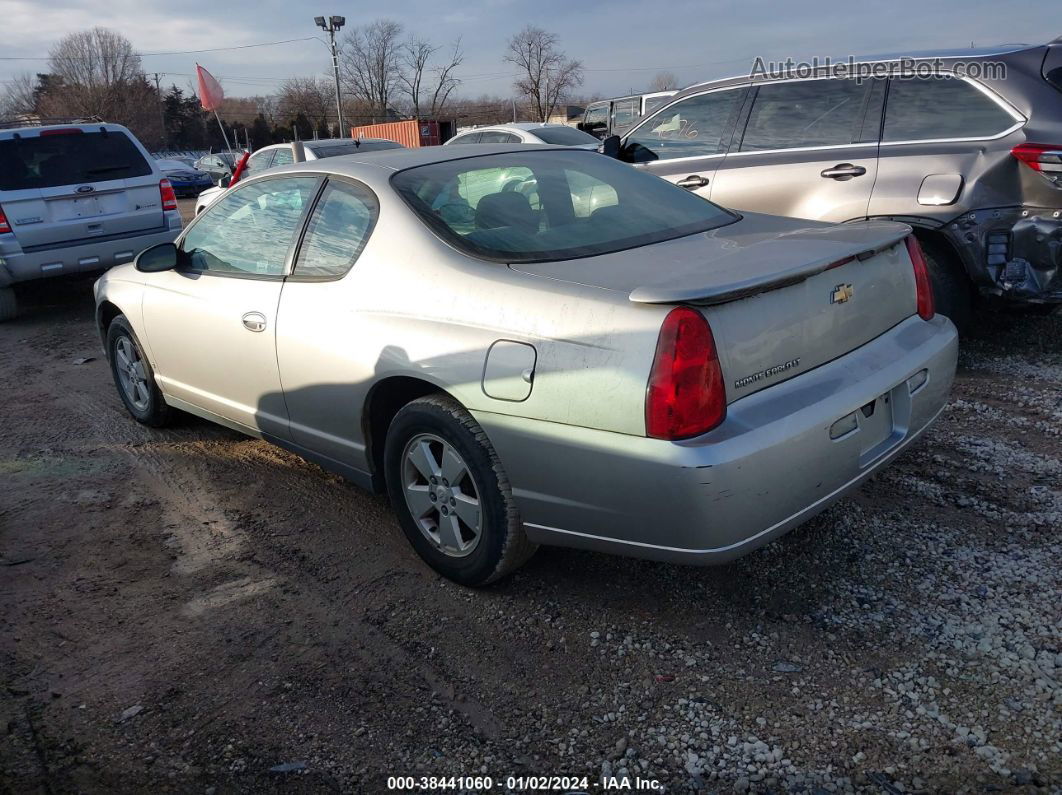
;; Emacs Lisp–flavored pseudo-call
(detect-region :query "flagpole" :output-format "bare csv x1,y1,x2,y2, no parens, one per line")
213,110,233,154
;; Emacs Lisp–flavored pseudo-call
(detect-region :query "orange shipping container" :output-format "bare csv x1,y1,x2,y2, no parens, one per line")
350,119,442,148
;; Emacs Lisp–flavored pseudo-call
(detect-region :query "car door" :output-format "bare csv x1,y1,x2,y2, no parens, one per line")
274,178,381,470
141,175,320,435
621,86,747,200
708,77,883,222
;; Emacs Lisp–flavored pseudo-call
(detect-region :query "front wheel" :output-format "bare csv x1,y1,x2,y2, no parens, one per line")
107,315,172,427
384,395,536,586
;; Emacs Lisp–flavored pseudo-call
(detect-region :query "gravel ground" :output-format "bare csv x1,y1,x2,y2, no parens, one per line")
0,276,1058,794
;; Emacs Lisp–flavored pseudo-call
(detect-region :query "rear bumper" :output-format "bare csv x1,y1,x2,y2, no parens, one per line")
474,314,958,564
947,207,1062,302
0,216,181,287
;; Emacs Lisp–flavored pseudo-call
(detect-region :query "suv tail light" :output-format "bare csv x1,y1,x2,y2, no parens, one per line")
159,179,178,212
905,236,935,321
1011,143,1062,185
0,205,10,234
646,307,726,440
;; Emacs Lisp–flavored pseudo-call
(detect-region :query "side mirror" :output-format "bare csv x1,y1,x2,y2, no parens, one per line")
599,135,622,159
216,174,232,188
135,242,179,273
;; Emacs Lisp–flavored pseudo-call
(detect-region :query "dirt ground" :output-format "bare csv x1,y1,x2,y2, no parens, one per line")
1,248,1059,793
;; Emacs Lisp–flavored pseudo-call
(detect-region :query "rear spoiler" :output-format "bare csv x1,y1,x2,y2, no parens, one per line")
628,221,911,305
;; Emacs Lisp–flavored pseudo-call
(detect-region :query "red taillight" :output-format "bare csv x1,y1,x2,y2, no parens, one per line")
1011,142,1062,173
645,306,726,440
0,205,10,234
40,128,83,136
159,179,178,212
905,235,935,321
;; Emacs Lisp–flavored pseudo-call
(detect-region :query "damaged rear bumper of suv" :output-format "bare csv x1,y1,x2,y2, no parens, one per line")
948,207,1062,302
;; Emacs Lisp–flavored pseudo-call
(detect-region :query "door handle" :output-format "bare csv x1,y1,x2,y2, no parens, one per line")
675,174,710,190
241,312,267,332
820,163,867,180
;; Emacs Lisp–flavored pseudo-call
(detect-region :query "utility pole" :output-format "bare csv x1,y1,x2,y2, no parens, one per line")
153,73,167,149
315,15,347,137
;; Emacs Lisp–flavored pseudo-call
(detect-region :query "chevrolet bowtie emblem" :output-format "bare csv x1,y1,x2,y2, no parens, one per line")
831,283,854,304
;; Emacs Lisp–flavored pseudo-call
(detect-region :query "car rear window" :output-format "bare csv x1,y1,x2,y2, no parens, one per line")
307,141,403,158
533,126,600,146
391,149,736,264
883,75,1017,141
0,129,152,190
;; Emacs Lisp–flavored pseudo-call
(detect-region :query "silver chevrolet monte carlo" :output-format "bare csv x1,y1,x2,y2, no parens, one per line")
94,145,958,586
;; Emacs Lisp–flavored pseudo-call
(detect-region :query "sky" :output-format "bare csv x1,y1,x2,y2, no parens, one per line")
0,0,1059,103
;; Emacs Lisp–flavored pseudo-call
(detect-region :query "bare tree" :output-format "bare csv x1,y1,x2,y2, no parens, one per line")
277,77,333,130
339,19,404,121
397,35,437,119
503,25,583,122
0,73,39,119
37,27,162,145
428,39,463,118
648,71,678,92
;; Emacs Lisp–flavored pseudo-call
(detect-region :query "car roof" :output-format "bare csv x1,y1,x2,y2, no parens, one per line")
264,143,572,175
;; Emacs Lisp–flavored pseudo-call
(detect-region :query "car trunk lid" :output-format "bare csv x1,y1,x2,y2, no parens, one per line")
511,214,917,401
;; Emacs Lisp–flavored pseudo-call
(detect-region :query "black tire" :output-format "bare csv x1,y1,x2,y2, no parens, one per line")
384,394,536,586
0,287,18,322
920,238,974,335
107,314,172,427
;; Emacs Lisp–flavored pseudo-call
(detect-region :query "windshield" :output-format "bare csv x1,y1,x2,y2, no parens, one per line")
0,130,152,190
391,149,736,263
307,140,403,158
532,126,600,146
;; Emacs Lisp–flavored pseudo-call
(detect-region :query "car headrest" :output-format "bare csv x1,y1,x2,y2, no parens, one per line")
475,191,536,233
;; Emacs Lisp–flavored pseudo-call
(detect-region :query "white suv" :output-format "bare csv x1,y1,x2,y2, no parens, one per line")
0,122,183,320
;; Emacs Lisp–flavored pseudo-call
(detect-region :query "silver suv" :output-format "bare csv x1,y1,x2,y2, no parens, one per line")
608,39,1062,330
0,122,182,320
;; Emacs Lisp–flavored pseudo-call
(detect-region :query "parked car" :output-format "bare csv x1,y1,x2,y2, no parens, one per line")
95,145,957,585
603,40,1062,329
155,158,213,197
579,91,677,139
193,138,404,215
195,152,237,182
0,122,183,321
445,123,601,148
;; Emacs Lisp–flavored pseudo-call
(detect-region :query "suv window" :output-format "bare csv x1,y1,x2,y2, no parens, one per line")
883,75,1016,142
270,147,294,166
0,129,152,190
478,131,516,143
740,78,866,151
243,150,274,175
293,180,379,279
625,88,743,162
180,176,317,276
612,99,640,134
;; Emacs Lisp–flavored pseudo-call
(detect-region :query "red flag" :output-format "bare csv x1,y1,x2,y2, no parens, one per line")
196,64,224,111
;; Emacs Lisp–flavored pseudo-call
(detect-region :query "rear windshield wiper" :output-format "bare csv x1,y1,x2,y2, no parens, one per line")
85,165,131,175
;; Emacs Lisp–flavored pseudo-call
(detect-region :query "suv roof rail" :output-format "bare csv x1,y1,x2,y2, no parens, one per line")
0,116,105,131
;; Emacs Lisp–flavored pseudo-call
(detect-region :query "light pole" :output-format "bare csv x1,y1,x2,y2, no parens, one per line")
315,15,346,138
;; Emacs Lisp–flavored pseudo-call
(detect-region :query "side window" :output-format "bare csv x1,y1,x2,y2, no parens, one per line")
612,99,640,134
565,169,618,218
244,150,274,175
293,181,379,279
883,76,1016,142
270,147,294,167
180,177,317,277
625,88,743,162
477,131,511,143
582,105,609,135
449,133,481,144
739,79,866,151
